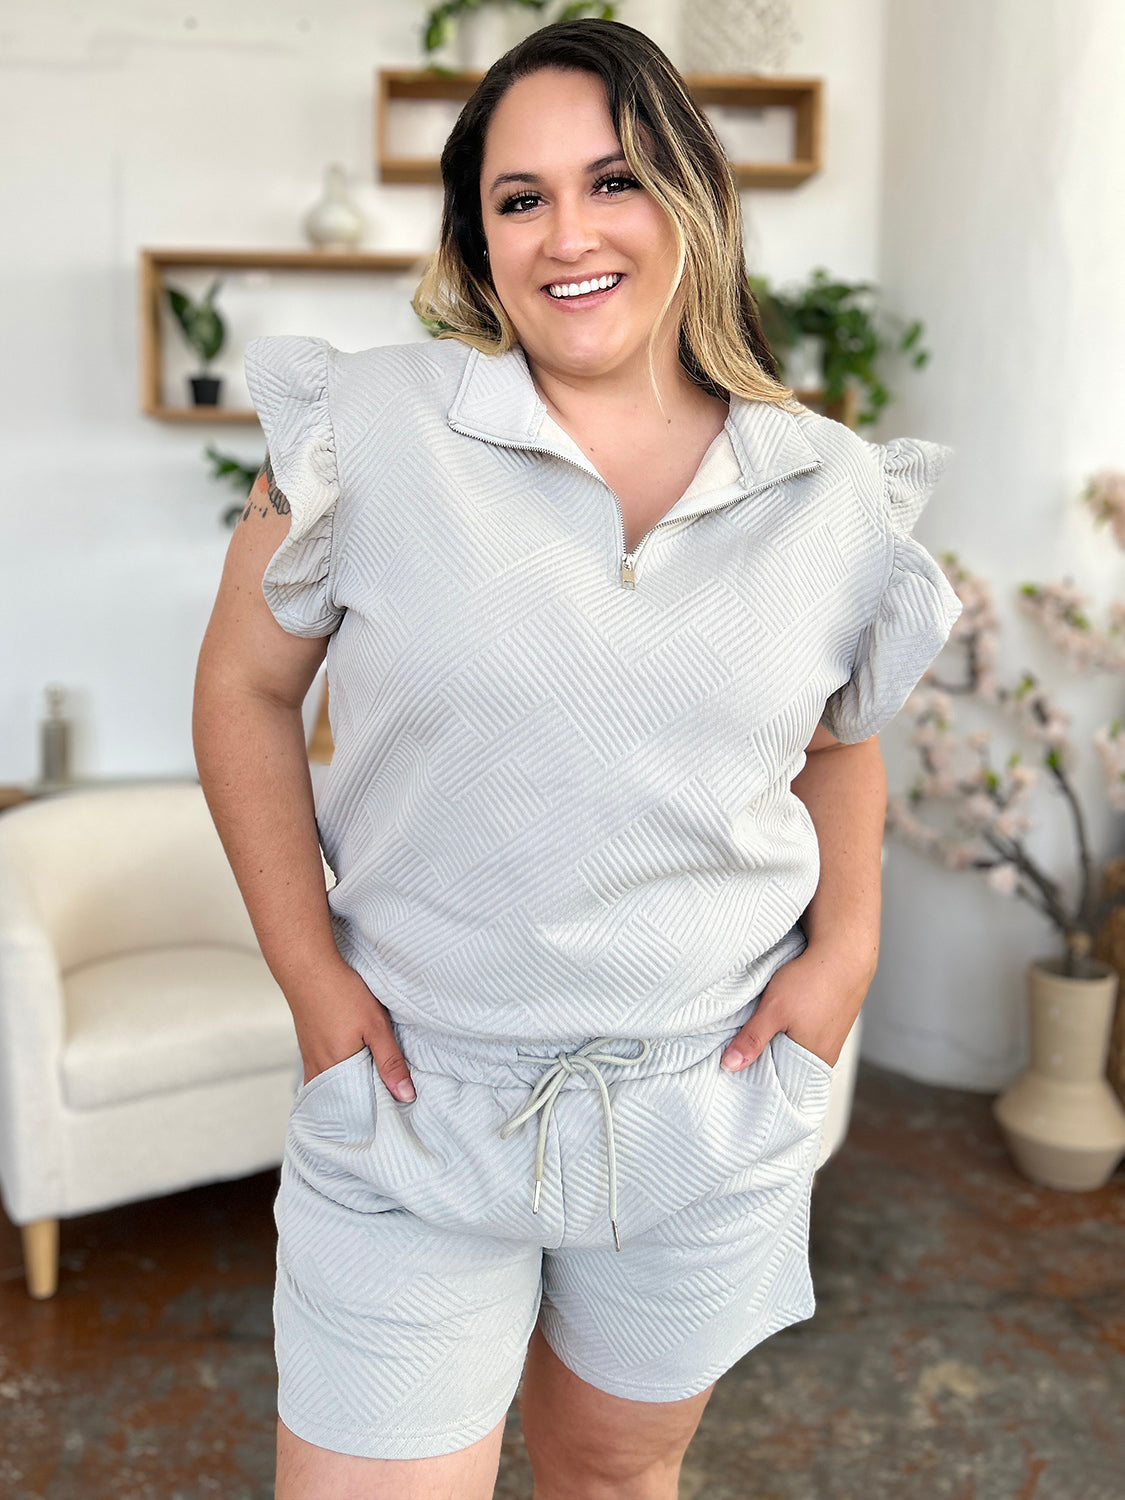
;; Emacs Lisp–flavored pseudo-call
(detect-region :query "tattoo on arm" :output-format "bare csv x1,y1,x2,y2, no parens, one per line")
239,451,292,523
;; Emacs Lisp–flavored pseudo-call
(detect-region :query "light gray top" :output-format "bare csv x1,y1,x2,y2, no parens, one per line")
244,333,962,1045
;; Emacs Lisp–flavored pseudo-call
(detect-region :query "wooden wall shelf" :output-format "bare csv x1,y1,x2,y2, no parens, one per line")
794,384,860,430
139,247,429,422
376,69,822,188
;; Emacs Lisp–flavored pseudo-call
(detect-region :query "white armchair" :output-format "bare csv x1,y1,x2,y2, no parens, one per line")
0,780,301,1298
0,774,863,1300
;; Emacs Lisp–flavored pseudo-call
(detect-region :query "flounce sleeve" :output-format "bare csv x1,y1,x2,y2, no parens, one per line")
820,437,964,744
243,335,343,638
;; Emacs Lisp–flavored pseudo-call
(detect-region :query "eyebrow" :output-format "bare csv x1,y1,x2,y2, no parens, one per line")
487,152,629,195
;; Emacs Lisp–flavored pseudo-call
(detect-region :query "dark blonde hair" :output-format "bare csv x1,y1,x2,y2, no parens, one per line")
412,18,798,408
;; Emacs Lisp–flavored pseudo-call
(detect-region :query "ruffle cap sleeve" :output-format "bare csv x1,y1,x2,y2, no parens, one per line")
879,435,956,537
820,436,963,743
243,334,343,638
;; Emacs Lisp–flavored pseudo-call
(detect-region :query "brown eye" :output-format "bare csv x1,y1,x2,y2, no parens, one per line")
498,192,541,215
593,174,640,195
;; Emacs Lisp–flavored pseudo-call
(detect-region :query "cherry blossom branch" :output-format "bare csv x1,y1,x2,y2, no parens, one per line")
887,474,1125,969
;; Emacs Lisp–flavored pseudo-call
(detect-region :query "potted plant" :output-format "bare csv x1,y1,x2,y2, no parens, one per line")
749,267,930,428
166,278,226,406
888,469,1125,1190
422,0,615,70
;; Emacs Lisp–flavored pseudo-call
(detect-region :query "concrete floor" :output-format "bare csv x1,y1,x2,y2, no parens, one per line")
1,1063,1122,1500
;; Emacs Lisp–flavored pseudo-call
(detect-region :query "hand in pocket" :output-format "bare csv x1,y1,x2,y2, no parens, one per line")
289,958,417,1102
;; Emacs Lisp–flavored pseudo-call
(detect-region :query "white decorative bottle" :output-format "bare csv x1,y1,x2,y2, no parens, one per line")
39,684,72,789
303,164,367,252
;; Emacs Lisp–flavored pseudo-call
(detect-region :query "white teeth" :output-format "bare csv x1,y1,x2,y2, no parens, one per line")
547,273,622,299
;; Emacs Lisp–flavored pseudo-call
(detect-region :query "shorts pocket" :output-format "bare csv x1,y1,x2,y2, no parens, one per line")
292,1045,371,1108
772,1029,834,1078
769,1029,834,1122
286,1046,397,1213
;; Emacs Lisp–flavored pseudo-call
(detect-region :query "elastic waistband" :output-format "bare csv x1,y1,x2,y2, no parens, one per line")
390,1004,754,1090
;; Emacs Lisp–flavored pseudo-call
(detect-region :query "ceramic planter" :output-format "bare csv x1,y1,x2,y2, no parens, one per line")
453,6,539,70
189,375,221,406
993,956,1125,1191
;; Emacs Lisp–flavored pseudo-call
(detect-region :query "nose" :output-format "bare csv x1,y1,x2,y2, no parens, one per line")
541,191,601,265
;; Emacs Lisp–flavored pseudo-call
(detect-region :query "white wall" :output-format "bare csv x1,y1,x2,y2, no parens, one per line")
28,0,1099,1087
865,0,1125,1087
0,0,888,785
1,0,439,784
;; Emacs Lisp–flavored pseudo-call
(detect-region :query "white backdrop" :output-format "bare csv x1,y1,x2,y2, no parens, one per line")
865,0,1125,1089
7,1,1120,1087
0,0,886,780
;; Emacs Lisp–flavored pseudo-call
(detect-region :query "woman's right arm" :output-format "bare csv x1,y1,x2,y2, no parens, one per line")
192,459,416,1100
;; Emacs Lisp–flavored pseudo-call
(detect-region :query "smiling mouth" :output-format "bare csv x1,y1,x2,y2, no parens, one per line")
544,272,624,300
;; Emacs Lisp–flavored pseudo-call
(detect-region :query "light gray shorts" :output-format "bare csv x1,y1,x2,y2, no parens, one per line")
272,1013,833,1460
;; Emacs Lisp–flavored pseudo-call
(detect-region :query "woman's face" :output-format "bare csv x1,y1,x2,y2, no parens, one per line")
478,67,682,384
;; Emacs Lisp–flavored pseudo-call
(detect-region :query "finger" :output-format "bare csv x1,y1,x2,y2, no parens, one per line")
366,1030,416,1103
720,1014,782,1073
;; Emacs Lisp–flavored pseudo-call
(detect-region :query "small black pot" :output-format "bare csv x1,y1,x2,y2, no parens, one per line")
190,375,222,406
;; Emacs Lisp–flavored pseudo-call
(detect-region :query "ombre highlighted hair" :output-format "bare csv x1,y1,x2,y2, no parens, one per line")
411,18,799,409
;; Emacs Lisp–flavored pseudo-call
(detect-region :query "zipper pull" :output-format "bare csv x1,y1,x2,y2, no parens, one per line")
621,554,636,589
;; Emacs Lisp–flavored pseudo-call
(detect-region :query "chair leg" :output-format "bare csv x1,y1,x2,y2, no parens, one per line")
21,1218,59,1299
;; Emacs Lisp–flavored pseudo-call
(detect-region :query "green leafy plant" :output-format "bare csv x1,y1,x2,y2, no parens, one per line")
422,0,615,58
205,444,263,528
415,310,454,338
166,278,226,370
749,267,930,426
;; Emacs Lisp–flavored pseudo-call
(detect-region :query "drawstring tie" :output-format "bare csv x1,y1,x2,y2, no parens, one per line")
498,1037,651,1251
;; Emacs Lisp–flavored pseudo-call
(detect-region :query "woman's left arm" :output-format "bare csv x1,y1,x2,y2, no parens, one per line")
720,726,887,1072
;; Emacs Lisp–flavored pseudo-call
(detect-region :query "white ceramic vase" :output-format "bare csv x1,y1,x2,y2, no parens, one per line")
303,164,366,252
678,0,799,76
993,957,1125,1191
454,5,540,70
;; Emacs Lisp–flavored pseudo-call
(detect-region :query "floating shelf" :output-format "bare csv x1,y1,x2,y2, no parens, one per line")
139,247,430,422
376,69,822,188
793,384,860,431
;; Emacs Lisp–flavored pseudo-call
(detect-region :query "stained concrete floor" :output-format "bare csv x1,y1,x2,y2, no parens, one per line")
1,1063,1122,1500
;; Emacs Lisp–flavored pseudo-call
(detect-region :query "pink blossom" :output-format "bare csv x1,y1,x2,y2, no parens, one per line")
1084,469,1125,549
960,792,999,830
985,863,1021,895
942,842,980,870
1092,722,1125,811
993,807,1032,839
920,772,960,797
886,797,941,851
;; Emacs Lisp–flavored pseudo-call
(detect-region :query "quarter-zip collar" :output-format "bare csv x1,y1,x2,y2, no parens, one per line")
445,340,824,514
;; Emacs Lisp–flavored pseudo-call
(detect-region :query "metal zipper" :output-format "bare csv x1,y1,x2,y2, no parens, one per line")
447,423,819,590
616,461,821,588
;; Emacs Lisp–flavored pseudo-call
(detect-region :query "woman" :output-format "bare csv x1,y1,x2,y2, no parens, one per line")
194,19,961,1499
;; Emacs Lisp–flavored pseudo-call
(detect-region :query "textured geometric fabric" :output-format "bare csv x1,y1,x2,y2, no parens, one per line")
273,1023,832,1458
243,333,962,1048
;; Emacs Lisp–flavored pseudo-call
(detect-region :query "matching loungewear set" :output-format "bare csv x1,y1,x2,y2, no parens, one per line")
242,332,963,1459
